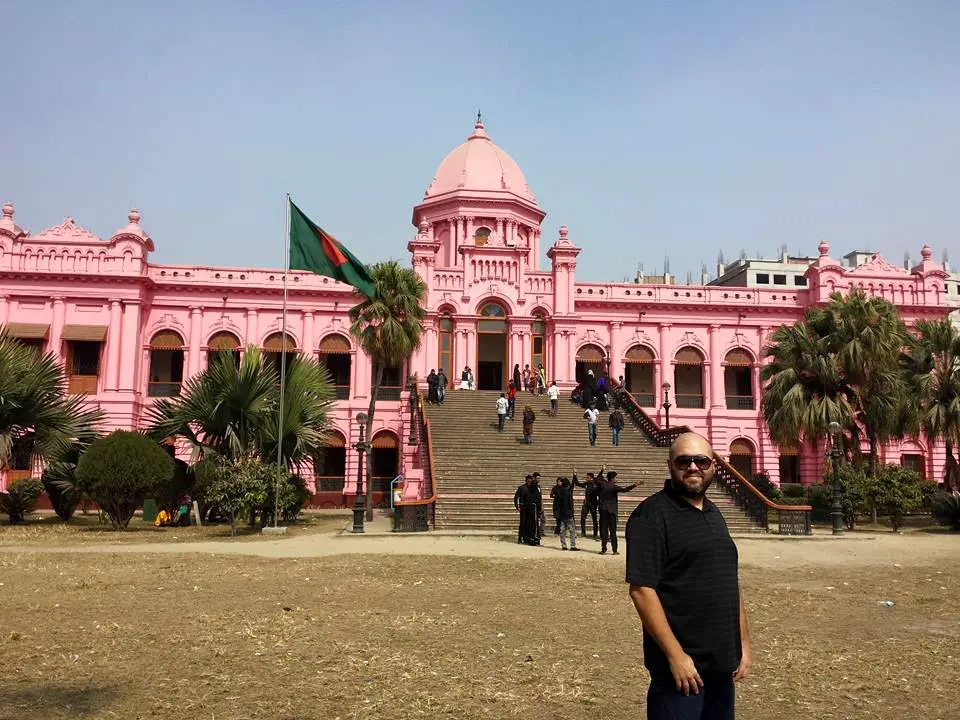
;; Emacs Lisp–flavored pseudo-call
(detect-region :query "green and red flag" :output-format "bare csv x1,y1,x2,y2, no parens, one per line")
288,199,376,298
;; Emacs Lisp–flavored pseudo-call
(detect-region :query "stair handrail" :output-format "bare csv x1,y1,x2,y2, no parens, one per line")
394,382,435,531
610,382,812,535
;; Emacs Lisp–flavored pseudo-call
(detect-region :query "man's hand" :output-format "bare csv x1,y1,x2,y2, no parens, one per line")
667,652,703,695
732,646,751,682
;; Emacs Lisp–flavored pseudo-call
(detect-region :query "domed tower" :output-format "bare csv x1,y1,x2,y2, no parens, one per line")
411,114,546,270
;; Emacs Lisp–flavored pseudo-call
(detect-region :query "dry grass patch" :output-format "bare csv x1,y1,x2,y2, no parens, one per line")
0,549,957,719
0,510,351,547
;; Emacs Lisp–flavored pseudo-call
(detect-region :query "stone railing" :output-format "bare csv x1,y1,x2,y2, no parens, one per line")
393,385,434,532
611,384,812,535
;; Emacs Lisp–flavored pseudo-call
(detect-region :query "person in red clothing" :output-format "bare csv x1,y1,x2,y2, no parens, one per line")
507,381,518,420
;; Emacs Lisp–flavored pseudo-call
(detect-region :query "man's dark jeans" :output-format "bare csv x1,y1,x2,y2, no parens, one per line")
646,667,734,720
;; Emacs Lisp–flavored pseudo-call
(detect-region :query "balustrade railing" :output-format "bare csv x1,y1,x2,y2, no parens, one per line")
334,385,350,400
394,383,435,532
676,393,704,409
725,395,754,410
611,383,812,535
147,381,183,397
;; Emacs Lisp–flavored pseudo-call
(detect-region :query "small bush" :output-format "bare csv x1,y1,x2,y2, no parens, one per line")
41,442,89,522
75,431,175,530
751,472,782,502
781,483,807,499
269,473,310,522
204,458,271,535
0,478,44,523
870,464,926,531
155,458,194,513
931,491,960,531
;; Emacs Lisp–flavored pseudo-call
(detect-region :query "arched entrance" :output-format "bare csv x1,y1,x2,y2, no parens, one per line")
318,334,352,400
207,331,241,369
674,347,705,408
576,343,606,384
729,438,756,480
263,332,298,376
313,431,347,507
371,431,400,508
476,302,508,390
624,344,655,406
723,348,754,409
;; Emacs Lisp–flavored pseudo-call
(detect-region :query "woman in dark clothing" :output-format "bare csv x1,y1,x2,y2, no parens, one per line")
426,369,440,404
513,364,522,395
522,405,536,444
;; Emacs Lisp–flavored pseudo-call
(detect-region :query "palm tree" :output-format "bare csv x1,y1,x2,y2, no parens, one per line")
761,290,911,477
147,347,334,473
902,318,960,492
349,261,427,519
0,331,103,478
761,318,857,451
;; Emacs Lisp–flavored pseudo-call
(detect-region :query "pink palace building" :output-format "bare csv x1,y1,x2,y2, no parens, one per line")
0,117,951,505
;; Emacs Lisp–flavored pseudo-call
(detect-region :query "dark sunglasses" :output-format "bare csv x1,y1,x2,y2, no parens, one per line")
673,454,714,470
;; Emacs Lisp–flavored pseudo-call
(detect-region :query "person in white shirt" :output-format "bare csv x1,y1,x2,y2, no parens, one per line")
584,400,600,446
547,380,560,416
496,393,509,432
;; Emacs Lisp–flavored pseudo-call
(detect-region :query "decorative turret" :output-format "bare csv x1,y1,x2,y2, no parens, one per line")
547,225,581,316
109,208,155,251
0,202,26,238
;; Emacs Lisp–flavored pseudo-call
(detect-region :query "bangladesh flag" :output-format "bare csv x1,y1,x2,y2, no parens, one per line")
288,199,377,298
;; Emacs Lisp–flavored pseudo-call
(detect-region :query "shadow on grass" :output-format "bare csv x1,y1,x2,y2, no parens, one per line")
0,683,118,718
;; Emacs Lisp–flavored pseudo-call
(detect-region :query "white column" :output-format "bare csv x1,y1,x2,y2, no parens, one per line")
119,300,141,392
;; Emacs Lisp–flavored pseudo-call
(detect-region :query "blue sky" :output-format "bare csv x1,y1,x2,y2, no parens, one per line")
5,1,959,281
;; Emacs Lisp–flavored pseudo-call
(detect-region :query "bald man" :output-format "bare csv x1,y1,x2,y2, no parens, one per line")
625,432,751,720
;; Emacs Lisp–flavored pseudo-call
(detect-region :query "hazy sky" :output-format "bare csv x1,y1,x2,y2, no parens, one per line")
5,1,959,281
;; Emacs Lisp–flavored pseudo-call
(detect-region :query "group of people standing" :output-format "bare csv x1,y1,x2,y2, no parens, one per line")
514,466,637,554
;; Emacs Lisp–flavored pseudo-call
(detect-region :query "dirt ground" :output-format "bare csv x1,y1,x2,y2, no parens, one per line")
0,524,957,720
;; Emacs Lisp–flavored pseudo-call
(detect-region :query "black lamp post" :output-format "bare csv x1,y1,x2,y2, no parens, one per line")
829,421,845,536
407,376,418,446
661,382,672,429
351,412,369,534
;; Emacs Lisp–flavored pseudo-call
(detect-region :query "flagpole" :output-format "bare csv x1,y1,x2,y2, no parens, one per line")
275,193,291,528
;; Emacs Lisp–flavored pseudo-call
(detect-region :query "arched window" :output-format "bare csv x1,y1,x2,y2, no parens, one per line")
318,334,352,400
778,445,800,485
148,330,185,397
313,431,347,501
674,346,704,408
723,348,754,410
729,438,756,480
263,332,298,377
438,313,454,377
531,312,547,378
207,331,241,369
624,344,655,406
474,227,491,246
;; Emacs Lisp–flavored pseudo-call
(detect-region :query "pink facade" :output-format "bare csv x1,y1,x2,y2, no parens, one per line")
0,118,952,498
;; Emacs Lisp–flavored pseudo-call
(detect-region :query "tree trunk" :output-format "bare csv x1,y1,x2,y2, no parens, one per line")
365,363,383,521
868,430,878,524
945,441,958,493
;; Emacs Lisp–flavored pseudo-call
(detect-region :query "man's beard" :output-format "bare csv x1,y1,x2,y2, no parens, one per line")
671,472,713,499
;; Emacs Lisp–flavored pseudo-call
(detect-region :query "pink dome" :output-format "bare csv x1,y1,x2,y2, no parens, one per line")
424,117,536,203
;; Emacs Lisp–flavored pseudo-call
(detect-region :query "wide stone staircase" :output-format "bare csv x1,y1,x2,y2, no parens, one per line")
425,390,764,533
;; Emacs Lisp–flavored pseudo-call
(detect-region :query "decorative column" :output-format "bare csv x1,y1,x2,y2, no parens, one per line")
119,299,141,392
107,299,123,391
565,331,576,384
51,297,66,359
0,296,7,326
658,323,672,400
302,310,315,358
455,327,467,376
521,329,531,373
245,308,258,346
609,321,623,380
188,307,203,377
465,328,477,375
551,330,563,383
461,217,468,250
709,324,723,409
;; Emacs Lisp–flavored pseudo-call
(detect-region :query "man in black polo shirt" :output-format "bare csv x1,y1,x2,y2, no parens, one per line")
625,432,751,719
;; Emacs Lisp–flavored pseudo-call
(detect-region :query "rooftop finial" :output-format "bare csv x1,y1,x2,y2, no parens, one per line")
476,109,482,126
2,202,12,219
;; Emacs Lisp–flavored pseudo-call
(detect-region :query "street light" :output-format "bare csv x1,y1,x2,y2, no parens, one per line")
352,412,369,534
661,382,672,429
829,421,845,536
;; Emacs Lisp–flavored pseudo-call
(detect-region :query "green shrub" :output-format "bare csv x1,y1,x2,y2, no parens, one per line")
931,491,960,531
781,483,807,499
203,458,271,535
155,458,194,513
750,472,782,501
268,473,311,522
869,464,926,531
0,478,44,523
75,431,174,530
41,442,90,521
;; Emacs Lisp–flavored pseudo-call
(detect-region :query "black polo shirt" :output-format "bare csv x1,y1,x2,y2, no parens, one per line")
625,479,741,675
